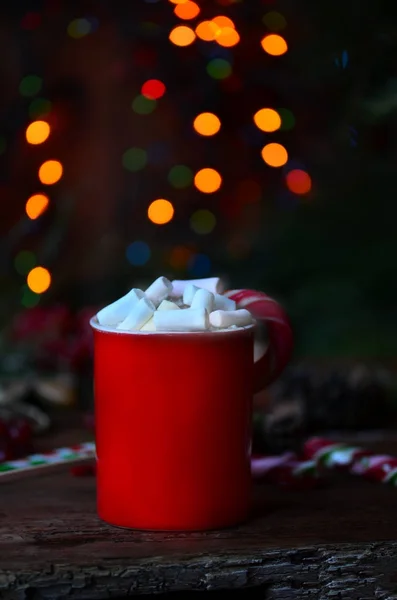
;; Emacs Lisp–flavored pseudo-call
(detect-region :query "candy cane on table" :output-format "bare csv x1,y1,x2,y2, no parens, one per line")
225,289,294,391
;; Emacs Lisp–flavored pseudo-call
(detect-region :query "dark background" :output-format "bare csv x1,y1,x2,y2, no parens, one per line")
1,0,397,361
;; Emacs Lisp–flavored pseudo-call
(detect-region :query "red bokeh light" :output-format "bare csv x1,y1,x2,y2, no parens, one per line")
141,79,166,100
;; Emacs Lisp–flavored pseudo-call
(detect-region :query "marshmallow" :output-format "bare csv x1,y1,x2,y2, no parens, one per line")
183,284,199,306
154,308,209,332
213,294,236,311
171,277,224,297
117,297,155,331
140,317,156,331
191,288,214,313
209,309,253,329
157,300,180,311
145,276,173,306
97,288,145,326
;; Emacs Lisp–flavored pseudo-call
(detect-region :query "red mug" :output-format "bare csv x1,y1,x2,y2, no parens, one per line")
91,288,293,530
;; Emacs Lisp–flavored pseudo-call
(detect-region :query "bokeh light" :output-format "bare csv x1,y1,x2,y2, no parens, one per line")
190,210,217,234
29,98,52,119
27,266,51,294
19,75,42,97
262,11,287,31
174,1,200,19
169,25,196,46
253,108,281,133
278,108,296,131
25,120,50,145
126,241,151,266
14,251,36,276
132,95,157,114
148,199,175,224
169,0,189,4
193,112,221,136
168,165,193,188
261,34,288,56
285,170,312,195
194,168,222,193
21,12,41,30
25,193,49,220
38,160,63,185
122,148,147,172
21,286,40,308
216,27,240,47
188,253,211,277
67,18,92,38
169,246,192,269
212,15,235,29
196,21,221,41
206,58,232,79
141,79,166,100
261,143,288,167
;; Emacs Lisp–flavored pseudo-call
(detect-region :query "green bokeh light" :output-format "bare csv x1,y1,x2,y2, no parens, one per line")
278,108,296,131
19,75,43,97
21,285,40,308
28,98,52,119
168,165,193,189
132,95,157,115
67,18,91,38
122,148,147,172
262,11,287,31
206,59,232,80
190,209,217,235
14,251,37,276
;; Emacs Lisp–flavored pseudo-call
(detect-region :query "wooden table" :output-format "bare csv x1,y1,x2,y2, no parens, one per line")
2,433,397,600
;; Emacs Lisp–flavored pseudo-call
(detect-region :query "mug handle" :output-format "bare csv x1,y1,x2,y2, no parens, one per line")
225,289,293,393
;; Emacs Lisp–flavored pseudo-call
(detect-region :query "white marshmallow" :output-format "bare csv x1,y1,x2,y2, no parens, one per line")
145,276,173,306
140,317,156,331
154,308,209,332
209,309,253,329
157,300,180,311
183,284,199,306
97,288,145,326
171,277,224,297
191,288,214,313
117,297,155,331
214,294,236,311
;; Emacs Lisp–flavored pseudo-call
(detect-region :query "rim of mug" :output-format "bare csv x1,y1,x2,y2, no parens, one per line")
89,316,256,336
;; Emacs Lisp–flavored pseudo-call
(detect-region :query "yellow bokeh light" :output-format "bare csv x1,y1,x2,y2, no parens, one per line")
254,108,281,132
25,193,49,220
174,1,200,19
193,112,221,136
212,16,235,29
216,27,240,47
169,25,196,46
38,160,63,185
194,168,222,194
26,121,50,145
195,21,221,41
261,143,288,167
148,199,174,225
261,34,288,56
27,266,51,294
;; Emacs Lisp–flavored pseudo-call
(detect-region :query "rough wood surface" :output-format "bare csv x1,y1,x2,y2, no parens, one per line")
2,433,397,599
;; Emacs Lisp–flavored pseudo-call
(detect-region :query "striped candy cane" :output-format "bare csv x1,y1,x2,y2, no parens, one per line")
225,289,293,392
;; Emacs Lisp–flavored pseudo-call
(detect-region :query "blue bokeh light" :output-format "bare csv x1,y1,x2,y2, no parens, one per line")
126,241,151,266
188,253,211,277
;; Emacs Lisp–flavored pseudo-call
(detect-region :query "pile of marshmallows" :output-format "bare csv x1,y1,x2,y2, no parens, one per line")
96,276,254,332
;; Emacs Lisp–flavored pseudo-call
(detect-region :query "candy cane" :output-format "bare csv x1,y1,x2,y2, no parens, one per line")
225,289,293,391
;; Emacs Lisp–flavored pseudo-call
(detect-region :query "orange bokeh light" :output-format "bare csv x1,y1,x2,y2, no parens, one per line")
148,199,174,225
194,168,222,193
169,0,188,4
195,21,221,41
261,34,288,56
212,16,235,29
38,160,63,185
25,193,49,219
169,246,192,269
169,25,196,46
254,108,281,132
261,143,288,167
193,112,221,136
286,169,312,195
27,266,51,294
174,1,200,19
26,120,50,145
216,27,240,47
